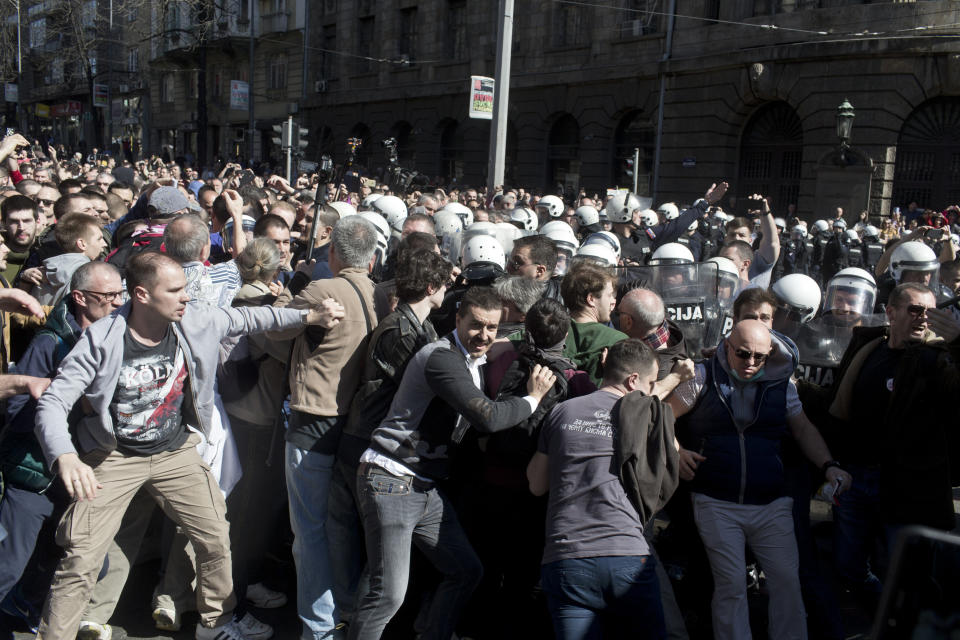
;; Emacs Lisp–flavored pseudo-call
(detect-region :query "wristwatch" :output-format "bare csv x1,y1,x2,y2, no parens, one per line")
821,460,841,475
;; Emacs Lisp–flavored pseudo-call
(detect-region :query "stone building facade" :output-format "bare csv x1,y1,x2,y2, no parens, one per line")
299,0,960,218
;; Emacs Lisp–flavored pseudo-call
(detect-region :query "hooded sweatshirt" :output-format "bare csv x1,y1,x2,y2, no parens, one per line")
675,330,802,505
32,253,91,307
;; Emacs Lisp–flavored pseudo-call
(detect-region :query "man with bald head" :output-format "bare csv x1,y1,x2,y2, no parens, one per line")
668,319,851,640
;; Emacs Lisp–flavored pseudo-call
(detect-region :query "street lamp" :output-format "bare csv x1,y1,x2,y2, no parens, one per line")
836,99,855,149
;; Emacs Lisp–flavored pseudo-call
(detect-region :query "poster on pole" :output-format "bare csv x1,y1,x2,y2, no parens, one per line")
469,76,494,120
230,80,249,110
4,84,17,103
93,84,109,108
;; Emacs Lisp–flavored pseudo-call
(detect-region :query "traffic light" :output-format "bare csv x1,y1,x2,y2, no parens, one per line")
295,124,309,157
271,123,290,148
623,157,635,178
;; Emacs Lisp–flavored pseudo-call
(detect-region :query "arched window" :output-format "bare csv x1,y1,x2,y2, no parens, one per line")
547,114,580,195
893,98,960,211
389,120,415,166
612,110,655,195
738,102,803,212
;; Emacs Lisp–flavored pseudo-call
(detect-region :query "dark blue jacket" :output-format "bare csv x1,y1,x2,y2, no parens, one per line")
679,336,796,505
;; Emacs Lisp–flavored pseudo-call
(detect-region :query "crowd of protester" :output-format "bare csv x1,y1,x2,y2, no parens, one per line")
0,132,956,640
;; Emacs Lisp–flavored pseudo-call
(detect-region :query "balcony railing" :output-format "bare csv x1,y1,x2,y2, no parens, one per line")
260,11,289,34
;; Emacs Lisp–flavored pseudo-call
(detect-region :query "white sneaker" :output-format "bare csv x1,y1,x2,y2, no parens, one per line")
153,605,180,631
195,618,255,640
245,582,288,609
235,612,273,640
77,620,113,640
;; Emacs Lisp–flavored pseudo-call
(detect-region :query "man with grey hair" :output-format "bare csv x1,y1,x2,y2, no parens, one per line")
492,275,547,337
162,213,243,308
417,193,440,216
267,215,379,639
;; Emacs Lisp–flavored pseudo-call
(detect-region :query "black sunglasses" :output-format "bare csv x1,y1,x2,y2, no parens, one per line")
905,304,929,318
731,346,771,364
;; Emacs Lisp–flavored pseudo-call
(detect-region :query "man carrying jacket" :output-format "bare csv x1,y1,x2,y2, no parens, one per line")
33,251,343,640
668,320,851,640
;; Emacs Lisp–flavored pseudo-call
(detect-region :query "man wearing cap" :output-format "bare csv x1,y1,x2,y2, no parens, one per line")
669,320,851,640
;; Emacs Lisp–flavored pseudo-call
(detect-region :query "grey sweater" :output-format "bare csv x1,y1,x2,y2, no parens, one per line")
369,333,535,480
35,300,306,467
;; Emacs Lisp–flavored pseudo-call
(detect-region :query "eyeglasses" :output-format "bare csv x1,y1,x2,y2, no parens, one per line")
904,303,929,318
731,346,770,364
81,290,124,302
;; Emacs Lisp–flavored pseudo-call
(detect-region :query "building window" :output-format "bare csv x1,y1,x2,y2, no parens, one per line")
321,24,337,79
738,101,803,213
619,0,660,38
324,0,337,14
445,0,466,60
268,55,287,91
356,16,375,73
893,98,960,211
398,8,417,61
51,57,64,84
553,4,584,47
127,47,139,73
161,73,175,103
88,55,97,76
29,18,45,48
188,70,199,98
82,0,96,27
213,67,222,97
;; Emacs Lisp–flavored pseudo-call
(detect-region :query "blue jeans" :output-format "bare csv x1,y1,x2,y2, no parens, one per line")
348,463,483,640
286,442,337,640
833,466,886,594
541,555,666,640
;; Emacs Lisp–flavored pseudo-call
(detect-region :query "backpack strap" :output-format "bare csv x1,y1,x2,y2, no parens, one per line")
341,275,374,334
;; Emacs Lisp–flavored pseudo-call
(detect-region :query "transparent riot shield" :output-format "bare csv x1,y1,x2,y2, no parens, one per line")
614,262,724,360
781,314,888,388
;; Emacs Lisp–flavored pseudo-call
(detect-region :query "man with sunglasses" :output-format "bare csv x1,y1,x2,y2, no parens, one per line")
668,320,851,640
0,261,123,631
822,282,960,606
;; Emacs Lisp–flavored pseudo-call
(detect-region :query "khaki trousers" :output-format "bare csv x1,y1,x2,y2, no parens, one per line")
37,433,236,638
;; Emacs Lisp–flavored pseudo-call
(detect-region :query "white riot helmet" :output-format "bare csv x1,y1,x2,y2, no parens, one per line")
540,220,579,276
771,273,822,323
493,222,522,256
575,242,618,267
844,229,860,244
372,195,408,233
442,201,474,227
813,219,829,233
889,241,939,284
706,256,741,305
536,195,565,218
433,210,463,261
774,217,787,232
649,242,694,266
360,193,383,211
688,220,699,232
357,211,390,265
657,202,680,220
328,201,357,218
604,192,644,224
638,209,659,228
510,207,538,231
824,267,877,319
832,218,848,230
862,225,880,241
461,235,505,270
575,205,600,228
582,231,621,260
221,215,257,252
791,225,807,240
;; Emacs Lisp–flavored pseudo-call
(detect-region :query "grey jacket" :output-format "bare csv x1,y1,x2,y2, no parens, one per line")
34,299,307,466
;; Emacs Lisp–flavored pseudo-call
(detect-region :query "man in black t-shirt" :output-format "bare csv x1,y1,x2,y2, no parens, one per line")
827,282,960,601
